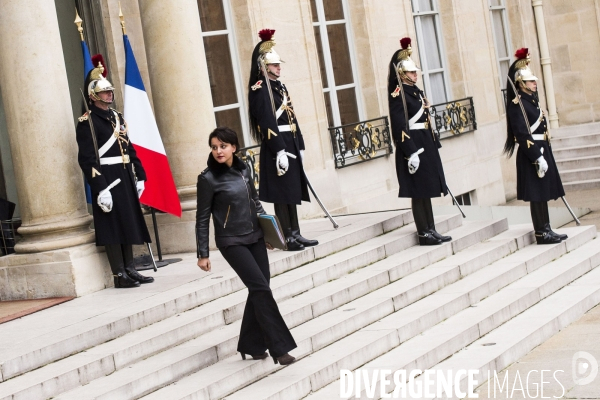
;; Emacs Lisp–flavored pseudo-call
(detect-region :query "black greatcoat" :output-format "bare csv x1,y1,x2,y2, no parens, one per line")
389,83,447,199
76,105,151,246
248,79,310,205
507,90,565,202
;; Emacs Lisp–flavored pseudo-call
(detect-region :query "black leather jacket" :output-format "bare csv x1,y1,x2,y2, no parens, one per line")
196,154,265,258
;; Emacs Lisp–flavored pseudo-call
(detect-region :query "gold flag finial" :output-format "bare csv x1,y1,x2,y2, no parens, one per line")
74,8,84,41
119,2,126,35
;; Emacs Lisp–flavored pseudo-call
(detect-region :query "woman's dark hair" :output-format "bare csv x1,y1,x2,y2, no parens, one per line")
208,127,240,151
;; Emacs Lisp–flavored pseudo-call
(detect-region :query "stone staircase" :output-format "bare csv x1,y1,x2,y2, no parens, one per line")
552,123,600,190
0,210,598,400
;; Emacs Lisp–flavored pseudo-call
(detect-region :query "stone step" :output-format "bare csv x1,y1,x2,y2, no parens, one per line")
564,178,600,191
558,166,600,183
556,154,600,171
225,226,595,400
413,249,600,400
553,144,600,160
551,133,600,149
0,211,412,383
53,220,505,400
0,211,440,399
306,229,600,400
143,224,585,400
550,122,600,139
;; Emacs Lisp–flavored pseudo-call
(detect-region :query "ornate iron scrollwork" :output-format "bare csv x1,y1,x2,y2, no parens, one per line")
429,97,477,140
329,116,393,169
236,145,260,190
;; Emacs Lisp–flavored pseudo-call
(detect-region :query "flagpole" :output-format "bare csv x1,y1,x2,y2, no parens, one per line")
120,5,180,270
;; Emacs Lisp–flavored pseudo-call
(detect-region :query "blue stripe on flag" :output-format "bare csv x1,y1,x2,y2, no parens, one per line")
81,40,94,204
123,35,146,91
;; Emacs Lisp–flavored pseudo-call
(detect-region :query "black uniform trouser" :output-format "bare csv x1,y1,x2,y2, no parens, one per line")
411,198,436,233
220,238,297,358
274,203,301,239
530,201,551,232
105,244,134,274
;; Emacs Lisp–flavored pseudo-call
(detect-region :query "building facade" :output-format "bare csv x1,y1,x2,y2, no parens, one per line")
0,0,598,300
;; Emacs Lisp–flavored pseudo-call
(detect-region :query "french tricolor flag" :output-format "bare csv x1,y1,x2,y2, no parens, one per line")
123,35,182,217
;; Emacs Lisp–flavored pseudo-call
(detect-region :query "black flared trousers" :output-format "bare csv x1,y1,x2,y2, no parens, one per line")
220,238,297,358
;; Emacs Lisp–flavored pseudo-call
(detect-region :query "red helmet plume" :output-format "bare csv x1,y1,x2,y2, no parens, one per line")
514,48,528,60
258,29,275,42
91,53,108,77
400,37,411,50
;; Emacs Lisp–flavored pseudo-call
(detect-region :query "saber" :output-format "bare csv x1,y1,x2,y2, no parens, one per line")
446,186,466,218
146,243,158,272
304,173,339,229
561,196,581,226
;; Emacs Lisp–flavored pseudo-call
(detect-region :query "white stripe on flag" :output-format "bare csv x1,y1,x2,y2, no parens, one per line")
123,85,166,155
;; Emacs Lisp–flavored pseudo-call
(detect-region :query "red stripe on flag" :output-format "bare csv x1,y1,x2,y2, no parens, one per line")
133,145,182,217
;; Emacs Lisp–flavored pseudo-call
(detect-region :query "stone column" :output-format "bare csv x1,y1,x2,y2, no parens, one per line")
0,0,94,253
139,0,215,209
138,0,216,253
532,0,559,128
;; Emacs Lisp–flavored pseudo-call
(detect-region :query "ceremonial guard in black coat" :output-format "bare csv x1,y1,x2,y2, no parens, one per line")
388,38,450,245
76,60,153,287
503,48,567,244
247,29,317,251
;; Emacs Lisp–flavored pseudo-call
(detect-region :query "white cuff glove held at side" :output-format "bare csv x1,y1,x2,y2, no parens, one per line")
276,150,289,176
536,155,548,178
97,190,113,213
408,152,421,174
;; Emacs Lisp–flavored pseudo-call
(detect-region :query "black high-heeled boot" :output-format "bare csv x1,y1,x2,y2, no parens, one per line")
272,353,296,365
413,198,442,246
105,244,140,288
122,244,154,284
241,352,269,360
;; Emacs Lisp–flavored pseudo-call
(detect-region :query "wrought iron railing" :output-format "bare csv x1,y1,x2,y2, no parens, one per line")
429,97,477,140
236,145,261,190
328,116,393,169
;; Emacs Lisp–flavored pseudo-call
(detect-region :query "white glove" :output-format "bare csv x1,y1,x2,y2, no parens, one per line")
300,150,305,161
276,150,289,176
408,152,421,174
136,180,145,198
97,190,113,213
536,155,548,178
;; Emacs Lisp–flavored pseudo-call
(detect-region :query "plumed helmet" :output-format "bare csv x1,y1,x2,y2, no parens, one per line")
513,48,538,82
257,29,284,64
397,37,419,73
86,54,114,102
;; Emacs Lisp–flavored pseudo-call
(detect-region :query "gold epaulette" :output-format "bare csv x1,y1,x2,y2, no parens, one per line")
78,111,89,122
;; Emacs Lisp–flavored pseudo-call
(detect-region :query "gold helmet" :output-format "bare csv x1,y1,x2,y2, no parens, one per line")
87,55,114,102
513,48,538,83
397,37,419,73
258,29,284,64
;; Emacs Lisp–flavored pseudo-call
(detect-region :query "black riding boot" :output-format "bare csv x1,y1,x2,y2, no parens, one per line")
105,244,140,288
541,202,568,240
122,244,154,284
289,204,318,247
424,198,451,242
274,203,304,251
530,202,561,244
412,198,442,245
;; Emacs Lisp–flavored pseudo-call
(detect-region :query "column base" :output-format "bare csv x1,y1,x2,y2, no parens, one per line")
16,214,95,253
0,244,112,300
